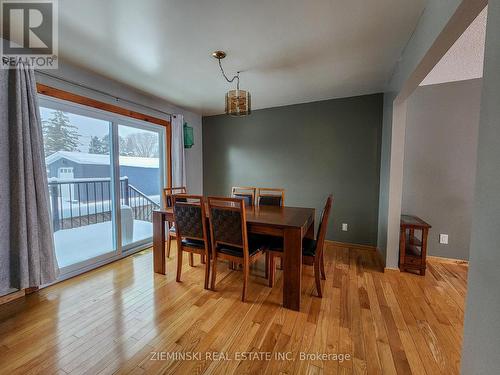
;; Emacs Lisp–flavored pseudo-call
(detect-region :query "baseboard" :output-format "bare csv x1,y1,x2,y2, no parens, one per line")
0,289,25,306
384,267,400,274
427,256,469,265
382,256,468,274
325,240,377,252
25,287,39,295
0,286,40,306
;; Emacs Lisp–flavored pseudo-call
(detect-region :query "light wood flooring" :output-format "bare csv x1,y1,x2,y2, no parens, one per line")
0,243,468,374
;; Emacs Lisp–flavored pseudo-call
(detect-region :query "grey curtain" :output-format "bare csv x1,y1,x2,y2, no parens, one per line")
0,63,59,295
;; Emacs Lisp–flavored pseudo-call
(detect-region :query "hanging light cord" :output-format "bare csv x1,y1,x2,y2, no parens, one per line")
217,59,240,90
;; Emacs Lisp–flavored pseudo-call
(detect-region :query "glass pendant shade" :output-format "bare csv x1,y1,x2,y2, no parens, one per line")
225,89,251,116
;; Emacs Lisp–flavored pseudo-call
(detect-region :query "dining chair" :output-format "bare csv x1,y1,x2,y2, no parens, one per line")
208,196,268,301
162,186,187,259
173,195,211,289
163,186,187,208
256,188,285,207
231,186,256,207
266,195,333,298
256,187,285,272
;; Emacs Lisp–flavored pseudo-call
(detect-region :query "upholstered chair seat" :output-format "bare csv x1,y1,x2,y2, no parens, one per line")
259,236,317,256
181,238,205,249
301,238,317,257
217,244,260,257
217,234,266,257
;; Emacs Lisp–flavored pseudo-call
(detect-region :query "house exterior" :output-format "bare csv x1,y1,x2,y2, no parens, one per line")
45,151,161,196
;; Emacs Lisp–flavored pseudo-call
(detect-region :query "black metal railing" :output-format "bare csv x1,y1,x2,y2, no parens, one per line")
48,177,160,232
122,183,159,223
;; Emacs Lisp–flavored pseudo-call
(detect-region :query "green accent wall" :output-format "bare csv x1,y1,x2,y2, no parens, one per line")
202,94,383,245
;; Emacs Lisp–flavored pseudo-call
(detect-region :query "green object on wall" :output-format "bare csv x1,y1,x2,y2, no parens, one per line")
183,123,194,148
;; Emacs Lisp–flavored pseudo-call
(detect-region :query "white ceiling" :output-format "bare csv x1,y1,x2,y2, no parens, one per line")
421,6,487,86
58,0,426,115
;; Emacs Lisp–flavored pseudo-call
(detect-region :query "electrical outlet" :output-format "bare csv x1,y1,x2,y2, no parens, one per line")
439,234,449,245
342,223,348,232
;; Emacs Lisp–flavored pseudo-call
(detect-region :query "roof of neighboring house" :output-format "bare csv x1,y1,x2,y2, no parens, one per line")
45,151,159,169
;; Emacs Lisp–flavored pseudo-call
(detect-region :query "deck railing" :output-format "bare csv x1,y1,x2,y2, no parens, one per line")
48,177,160,232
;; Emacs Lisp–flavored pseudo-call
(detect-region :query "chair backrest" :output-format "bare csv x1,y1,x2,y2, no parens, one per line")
172,195,208,245
163,186,187,208
257,188,285,207
315,195,333,259
207,197,249,256
231,186,256,207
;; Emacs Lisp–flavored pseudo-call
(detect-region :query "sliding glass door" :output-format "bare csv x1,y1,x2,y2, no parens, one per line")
118,123,164,250
41,105,118,270
39,97,166,276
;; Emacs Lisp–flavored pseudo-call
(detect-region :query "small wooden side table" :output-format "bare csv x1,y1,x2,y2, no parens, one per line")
399,215,431,275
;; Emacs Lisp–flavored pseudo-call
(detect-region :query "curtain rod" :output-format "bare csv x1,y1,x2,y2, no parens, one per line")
35,70,174,120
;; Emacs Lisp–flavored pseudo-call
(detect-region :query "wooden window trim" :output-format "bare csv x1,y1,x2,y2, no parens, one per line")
36,83,172,188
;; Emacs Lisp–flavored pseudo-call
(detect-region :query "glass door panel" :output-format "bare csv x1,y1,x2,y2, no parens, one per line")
117,124,163,248
40,106,118,270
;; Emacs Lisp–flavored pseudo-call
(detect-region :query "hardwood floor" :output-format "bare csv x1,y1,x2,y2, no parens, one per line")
0,243,468,374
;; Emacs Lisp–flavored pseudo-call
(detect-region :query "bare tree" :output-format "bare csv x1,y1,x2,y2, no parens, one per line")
126,133,158,157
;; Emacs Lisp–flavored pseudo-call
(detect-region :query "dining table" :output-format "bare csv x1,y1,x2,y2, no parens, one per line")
152,204,315,311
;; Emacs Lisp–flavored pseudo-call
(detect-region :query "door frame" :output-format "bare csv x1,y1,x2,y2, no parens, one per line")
39,90,171,279
382,0,488,269
37,83,172,187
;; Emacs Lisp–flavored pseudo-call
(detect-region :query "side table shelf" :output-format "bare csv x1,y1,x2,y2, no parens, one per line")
399,215,431,275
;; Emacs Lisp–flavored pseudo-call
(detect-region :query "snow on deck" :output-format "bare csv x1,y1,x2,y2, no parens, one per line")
55,220,152,268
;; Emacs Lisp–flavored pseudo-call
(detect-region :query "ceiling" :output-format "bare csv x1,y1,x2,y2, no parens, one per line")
421,6,487,86
57,0,426,115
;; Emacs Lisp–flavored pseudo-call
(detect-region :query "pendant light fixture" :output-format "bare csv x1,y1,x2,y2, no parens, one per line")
212,51,251,116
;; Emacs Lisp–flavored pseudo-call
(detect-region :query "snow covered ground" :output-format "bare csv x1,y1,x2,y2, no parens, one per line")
54,220,152,268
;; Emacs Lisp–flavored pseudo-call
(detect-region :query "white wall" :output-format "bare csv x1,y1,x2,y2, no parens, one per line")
35,60,203,194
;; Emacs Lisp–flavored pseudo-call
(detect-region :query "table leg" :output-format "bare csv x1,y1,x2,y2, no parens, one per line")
153,211,166,274
283,227,302,311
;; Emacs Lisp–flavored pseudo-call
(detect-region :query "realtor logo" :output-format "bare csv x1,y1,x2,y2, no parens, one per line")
1,0,58,68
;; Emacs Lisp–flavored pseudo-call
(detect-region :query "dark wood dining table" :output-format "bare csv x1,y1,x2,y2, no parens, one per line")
152,204,315,311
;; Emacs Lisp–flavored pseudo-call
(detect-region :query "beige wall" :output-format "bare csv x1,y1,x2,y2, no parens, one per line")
378,0,487,268
403,79,482,260
462,1,500,372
